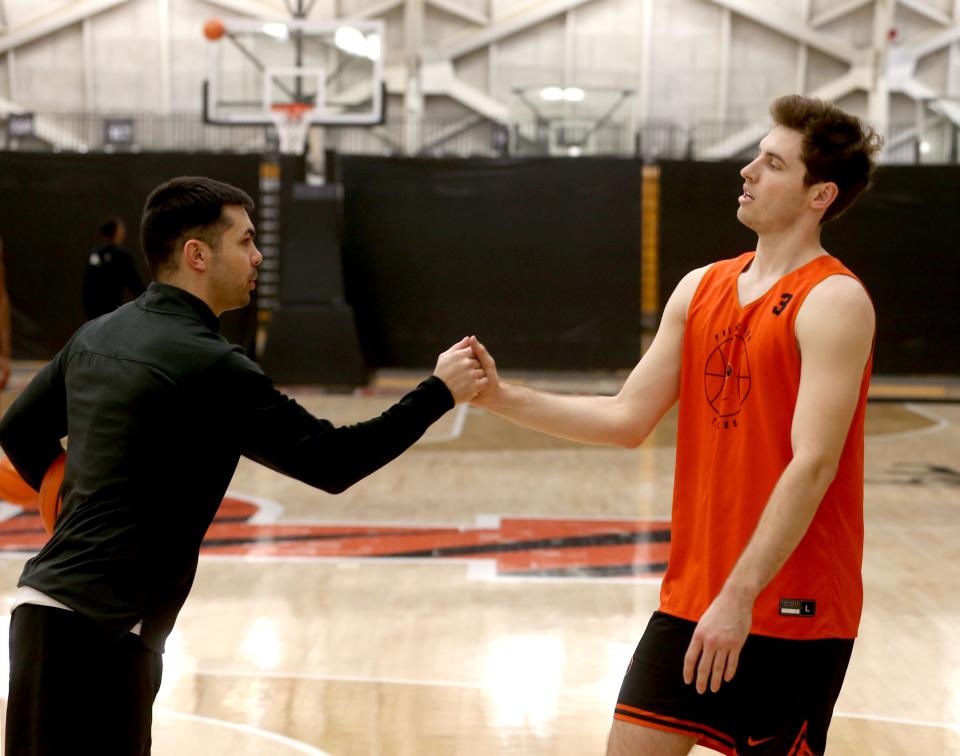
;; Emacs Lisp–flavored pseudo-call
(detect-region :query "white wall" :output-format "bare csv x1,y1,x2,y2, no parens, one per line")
0,0,957,148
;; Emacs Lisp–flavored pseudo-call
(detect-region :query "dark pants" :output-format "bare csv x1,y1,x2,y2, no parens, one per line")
6,605,162,756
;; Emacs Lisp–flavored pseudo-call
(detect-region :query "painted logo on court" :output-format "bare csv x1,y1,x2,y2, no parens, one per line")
704,335,752,417
0,495,671,580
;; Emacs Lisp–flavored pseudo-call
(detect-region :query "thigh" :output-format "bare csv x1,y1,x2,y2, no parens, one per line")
6,605,163,756
731,634,854,755
607,719,696,756
614,612,739,754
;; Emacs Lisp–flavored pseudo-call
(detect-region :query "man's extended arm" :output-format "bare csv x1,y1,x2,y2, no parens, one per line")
236,337,487,494
683,274,875,694
468,266,710,448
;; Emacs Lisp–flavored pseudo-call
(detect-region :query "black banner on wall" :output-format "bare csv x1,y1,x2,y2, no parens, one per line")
0,152,262,359
338,156,644,370
658,161,960,375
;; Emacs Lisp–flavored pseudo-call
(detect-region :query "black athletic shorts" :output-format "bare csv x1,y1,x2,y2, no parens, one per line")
614,611,854,755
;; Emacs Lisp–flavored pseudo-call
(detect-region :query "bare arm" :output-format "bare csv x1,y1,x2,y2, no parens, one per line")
469,266,710,448
684,274,875,694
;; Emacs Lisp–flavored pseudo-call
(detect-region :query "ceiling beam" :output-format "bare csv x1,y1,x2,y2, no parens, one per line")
428,0,489,26
810,0,872,28
897,0,951,26
898,23,960,61
0,0,134,55
197,0,283,19
697,67,870,159
431,0,595,61
704,0,859,64
352,0,404,19
422,60,508,120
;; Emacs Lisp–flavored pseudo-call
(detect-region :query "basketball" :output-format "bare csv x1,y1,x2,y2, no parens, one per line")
0,456,39,507
203,18,225,41
38,453,66,535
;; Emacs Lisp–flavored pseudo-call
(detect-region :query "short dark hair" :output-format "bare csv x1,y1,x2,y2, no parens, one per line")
140,176,255,276
99,216,123,240
770,95,884,223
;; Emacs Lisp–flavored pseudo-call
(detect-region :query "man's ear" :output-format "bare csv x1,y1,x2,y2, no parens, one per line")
182,239,209,273
810,181,838,212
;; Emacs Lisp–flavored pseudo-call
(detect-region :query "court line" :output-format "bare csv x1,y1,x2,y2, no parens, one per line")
834,710,960,734
870,402,951,441
154,708,331,755
420,402,468,443
171,672,960,735
188,668,486,690
196,553,666,584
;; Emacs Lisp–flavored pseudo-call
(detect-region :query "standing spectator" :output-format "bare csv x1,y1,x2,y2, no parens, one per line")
82,217,146,320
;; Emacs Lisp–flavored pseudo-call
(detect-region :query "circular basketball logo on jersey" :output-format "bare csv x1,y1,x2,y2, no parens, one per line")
704,336,751,417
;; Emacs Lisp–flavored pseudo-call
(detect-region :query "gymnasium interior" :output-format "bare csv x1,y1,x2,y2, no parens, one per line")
0,0,958,753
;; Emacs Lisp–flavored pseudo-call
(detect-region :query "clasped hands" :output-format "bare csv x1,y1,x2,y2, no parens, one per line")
432,335,501,405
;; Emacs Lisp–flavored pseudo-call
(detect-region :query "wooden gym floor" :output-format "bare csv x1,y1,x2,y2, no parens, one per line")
0,367,958,755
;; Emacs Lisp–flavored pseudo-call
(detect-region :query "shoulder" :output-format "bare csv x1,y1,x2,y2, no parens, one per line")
670,263,713,306
796,274,875,347
211,344,268,382
801,274,874,321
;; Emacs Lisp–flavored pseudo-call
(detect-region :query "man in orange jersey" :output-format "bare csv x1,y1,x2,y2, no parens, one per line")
468,95,881,755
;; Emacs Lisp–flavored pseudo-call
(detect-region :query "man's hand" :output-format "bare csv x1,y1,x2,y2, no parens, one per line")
682,590,753,694
466,336,503,407
433,337,487,404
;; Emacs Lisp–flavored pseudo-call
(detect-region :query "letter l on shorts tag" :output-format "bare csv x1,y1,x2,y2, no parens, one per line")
779,598,816,616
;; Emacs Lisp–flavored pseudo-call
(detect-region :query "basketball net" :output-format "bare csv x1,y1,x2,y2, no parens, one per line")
269,103,313,155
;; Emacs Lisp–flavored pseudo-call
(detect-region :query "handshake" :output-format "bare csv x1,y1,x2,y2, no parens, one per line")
432,335,499,405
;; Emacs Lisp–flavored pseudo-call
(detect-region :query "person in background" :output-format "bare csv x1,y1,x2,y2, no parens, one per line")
82,216,147,320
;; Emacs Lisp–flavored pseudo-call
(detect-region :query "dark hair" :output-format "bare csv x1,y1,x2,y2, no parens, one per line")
99,216,123,240
770,95,884,223
140,176,255,276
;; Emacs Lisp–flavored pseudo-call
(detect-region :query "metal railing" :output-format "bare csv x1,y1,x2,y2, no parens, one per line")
1,111,957,164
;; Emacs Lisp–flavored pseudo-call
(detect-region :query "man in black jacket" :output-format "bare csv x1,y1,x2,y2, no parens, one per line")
0,176,486,755
81,216,147,320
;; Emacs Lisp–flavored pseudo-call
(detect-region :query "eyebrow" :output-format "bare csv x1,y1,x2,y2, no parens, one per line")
758,144,787,164
240,226,256,238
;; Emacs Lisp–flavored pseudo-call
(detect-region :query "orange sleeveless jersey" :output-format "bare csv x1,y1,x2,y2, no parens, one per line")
659,252,872,640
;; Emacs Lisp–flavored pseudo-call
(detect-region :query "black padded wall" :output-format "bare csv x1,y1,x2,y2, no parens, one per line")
338,156,643,370
659,161,960,375
0,152,262,359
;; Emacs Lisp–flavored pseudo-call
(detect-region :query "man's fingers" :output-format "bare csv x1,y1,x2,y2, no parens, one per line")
682,637,701,685
695,646,715,694
469,337,496,370
709,649,727,693
724,647,739,682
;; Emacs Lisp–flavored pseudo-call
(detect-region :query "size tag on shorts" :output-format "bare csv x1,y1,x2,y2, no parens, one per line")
779,598,816,617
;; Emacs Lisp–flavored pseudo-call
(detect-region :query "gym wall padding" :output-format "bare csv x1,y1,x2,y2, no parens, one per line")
658,161,960,375
338,156,643,370
0,153,262,359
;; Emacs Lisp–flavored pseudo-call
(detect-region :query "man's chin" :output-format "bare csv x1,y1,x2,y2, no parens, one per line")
222,295,251,313
736,206,759,232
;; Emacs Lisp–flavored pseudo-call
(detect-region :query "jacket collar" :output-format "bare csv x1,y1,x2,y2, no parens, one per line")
138,282,220,332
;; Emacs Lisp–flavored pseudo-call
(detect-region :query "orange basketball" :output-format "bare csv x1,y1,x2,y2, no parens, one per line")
0,456,39,507
38,453,66,535
203,18,226,41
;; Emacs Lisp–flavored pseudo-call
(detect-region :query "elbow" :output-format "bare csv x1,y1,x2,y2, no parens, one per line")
797,452,840,489
321,479,352,495
614,422,649,449
617,432,646,449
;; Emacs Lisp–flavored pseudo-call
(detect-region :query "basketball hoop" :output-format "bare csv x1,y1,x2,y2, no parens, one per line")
269,103,314,155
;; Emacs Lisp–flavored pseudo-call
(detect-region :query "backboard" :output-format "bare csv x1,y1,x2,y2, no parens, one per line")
204,18,384,126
